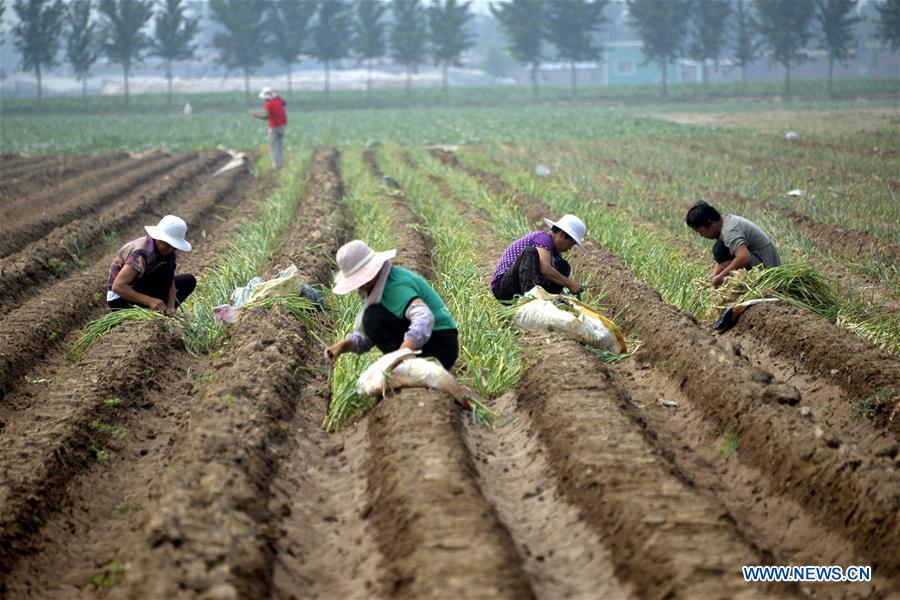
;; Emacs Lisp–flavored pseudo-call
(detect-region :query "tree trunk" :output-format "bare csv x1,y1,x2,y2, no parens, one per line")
785,60,791,99
827,52,834,98
702,61,709,91
570,60,576,98
166,59,173,110
287,64,293,98
442,63,448,93
82,77,87,109
661,57,668,98
324,60,330,98
124,64,130,109
36,64,42,108
406,66,412,97
531,63,538,99
244,68,250,106
741,62,747,89
367,62,372,99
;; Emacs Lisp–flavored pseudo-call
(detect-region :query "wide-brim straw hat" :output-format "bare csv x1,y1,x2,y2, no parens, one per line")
543,214,586,248
145,215,192,251
259,86,276,100
333,240,396,295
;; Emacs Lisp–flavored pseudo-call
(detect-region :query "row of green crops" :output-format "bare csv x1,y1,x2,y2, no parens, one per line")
452,144,899,353
322,148,403,431
73,148,316,356
377,147,525,399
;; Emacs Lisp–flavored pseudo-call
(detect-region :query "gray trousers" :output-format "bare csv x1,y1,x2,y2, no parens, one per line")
269,125,285,170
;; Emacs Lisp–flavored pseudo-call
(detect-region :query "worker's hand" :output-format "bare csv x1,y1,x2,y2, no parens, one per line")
569,281,584,295
324,342,344,366
710,273,726,288
147,298,167,313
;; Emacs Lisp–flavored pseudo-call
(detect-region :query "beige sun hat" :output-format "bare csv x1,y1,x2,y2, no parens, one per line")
145,215,192,251
543,214,586,248
333,240,397,295
259,86,277,100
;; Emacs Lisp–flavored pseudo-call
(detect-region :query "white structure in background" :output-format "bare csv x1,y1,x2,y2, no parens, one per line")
183,101,192,115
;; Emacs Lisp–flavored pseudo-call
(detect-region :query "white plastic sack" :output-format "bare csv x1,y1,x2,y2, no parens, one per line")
356,349,465,401
513,298,621,353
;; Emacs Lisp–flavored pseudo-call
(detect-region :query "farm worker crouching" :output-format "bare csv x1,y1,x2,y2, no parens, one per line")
250,86,287,170
491,214,586,301
324,240,459,370
107,215,195,315
686,200,781,288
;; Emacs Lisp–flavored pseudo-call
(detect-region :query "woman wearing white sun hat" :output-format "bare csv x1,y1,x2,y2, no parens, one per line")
324,240,459,370
106,215,196,315
491,214,587,301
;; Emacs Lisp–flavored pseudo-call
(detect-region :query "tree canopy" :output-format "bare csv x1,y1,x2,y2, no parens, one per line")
754,0,816,97
428,0,474,91
733,0,759,82
545,0,608,97
310,0,353,96
267,0,316,96
98,0,153,108
66,0,100,102
875,0,899,51
490,0,545,96
689,0,731,86
391,0,429,94
12,0,66,105
151,0,199,106
816,0,860,96
209,0,268,105
354,0,389,95
626,0,692,97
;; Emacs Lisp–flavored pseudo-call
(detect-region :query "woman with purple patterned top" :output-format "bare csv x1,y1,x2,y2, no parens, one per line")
491,214,587,301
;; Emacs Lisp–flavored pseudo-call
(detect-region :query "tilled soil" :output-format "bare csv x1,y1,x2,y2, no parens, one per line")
426,147,900,595
2,144,897,598
0,153,130,205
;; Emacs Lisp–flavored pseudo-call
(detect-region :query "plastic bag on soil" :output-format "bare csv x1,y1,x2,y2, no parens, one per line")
356,348,466,402
512,287,627,354
214,264,323,322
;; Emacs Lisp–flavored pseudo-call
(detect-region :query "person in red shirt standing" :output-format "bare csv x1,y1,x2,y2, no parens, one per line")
251,86,287,170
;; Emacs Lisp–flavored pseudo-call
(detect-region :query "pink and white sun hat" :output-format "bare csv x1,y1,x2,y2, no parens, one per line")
543,214,586,248
145,215,192,251
259,86,277,100
332,240,397,295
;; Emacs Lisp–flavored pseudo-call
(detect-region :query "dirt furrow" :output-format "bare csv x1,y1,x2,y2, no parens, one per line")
0,155,58,180
0,152,223,314
0,151,185,258
427,149,900,588
117,147,351,597
375,150,636,598
0,318,183,593
0,154,130,206
0,160,246,403
0,166,273,599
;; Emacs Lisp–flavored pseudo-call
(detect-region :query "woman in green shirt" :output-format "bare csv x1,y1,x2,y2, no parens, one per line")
324,240,459,370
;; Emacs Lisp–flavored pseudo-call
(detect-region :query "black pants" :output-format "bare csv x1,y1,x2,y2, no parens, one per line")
362,303,459,370
108,262,195,310
491,246,571,301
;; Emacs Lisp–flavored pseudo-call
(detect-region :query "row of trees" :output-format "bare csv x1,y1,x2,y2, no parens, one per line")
8,0,477,107
7,0,900,107
493,0,900,98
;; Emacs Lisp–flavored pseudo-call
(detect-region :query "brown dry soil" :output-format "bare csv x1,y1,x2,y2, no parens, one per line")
2,144,898,599
0,153,130,205
427,146,900,596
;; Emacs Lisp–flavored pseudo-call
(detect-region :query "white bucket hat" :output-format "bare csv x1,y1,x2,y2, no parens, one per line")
543,214,586,248
145,215,192,252
333,240,396,295
259,86,276,100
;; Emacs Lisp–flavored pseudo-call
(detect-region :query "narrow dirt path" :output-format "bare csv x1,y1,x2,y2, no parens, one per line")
0,153,129,205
